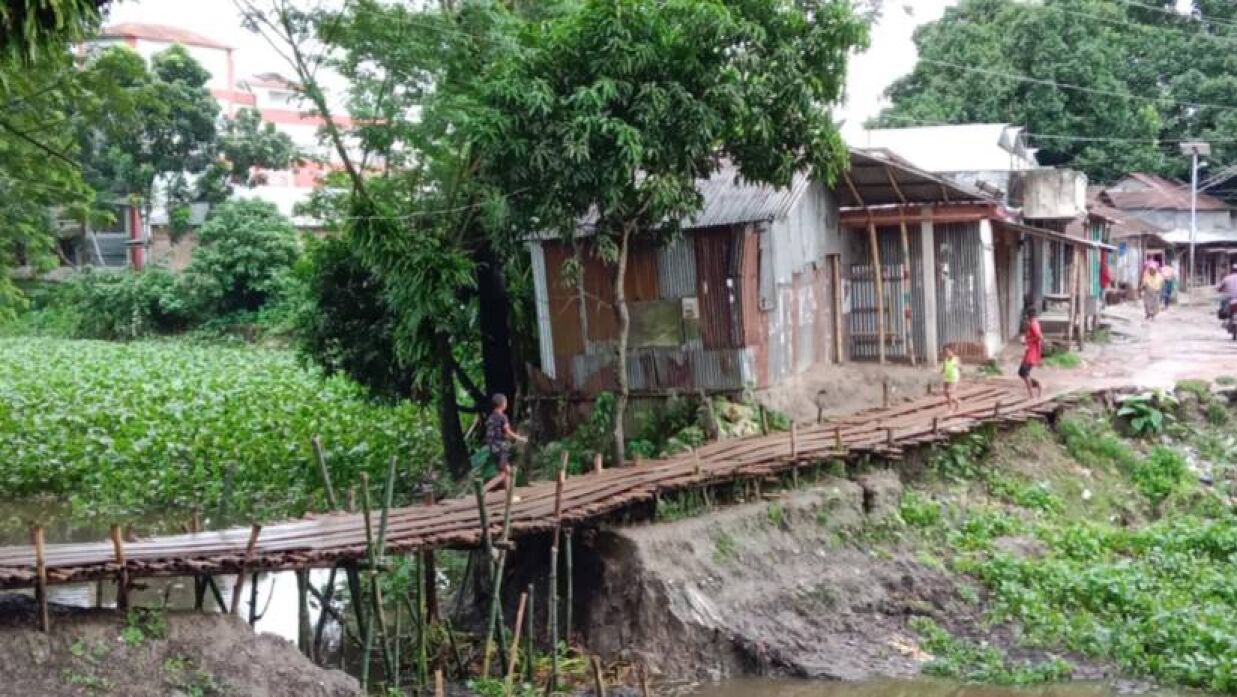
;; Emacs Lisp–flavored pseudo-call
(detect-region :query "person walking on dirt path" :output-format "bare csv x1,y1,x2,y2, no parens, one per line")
940,346,961,412
1217,264,1237,316
1140,262,1163,320
483,393,526,494
1160,263,1176,308
1019,309,1043,399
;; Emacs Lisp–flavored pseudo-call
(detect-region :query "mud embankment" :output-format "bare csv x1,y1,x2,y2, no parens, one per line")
574,472,979,682
0,596,358,697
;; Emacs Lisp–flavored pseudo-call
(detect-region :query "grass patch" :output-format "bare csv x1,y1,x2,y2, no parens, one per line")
1057,412,1138,471
1042,351,1082,369
0,337,439,526
911,616,1073,685
1205,401,1230,426
713,531,737,563
1175,379,1212,401
1215,375,1236,386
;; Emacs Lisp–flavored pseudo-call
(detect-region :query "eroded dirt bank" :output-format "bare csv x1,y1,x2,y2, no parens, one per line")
0,596,360,697
576,472,981,682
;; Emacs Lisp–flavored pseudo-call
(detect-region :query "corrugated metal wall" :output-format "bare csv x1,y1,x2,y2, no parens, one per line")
935,222,988,360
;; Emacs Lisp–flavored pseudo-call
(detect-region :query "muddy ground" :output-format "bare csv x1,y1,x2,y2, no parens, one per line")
578,472,1001,682
0,596,359,697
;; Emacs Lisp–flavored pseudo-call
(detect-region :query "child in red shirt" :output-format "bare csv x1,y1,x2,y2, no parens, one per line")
1019,309,1043,399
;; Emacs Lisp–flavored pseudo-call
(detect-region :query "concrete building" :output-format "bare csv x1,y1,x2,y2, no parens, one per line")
852,123,1039,198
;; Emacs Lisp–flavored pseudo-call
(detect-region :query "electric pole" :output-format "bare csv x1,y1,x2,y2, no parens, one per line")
1181,141,1210,290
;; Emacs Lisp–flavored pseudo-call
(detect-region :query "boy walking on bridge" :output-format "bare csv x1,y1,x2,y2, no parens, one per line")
484,393,526,493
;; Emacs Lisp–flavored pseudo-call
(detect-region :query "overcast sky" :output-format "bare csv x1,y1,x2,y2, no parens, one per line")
107,0,958,136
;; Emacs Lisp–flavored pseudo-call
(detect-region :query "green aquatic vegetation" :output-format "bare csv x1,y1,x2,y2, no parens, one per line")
0,337,439,525
910,616,1073,685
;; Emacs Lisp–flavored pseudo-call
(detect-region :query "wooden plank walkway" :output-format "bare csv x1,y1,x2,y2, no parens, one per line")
0,381,1067,590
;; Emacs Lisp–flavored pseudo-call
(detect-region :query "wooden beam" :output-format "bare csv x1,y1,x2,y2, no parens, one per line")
867,219,886,365
831,254,844,363
898,216,917,366
842,171,866,208
885,165,908,204
839,203,996,228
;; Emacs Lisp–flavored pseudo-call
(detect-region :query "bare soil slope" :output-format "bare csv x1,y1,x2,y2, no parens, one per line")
0,596,360,697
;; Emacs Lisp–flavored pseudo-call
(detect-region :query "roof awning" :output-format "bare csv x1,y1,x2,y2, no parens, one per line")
837,149,993,208
994,220,1116,251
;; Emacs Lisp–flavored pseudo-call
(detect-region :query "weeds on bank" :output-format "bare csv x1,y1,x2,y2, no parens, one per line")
713,532,737,563
903,395,1237,694
1042,351,1082,369
120,608,168,648
1117,391,1177,438
911,617,1073,685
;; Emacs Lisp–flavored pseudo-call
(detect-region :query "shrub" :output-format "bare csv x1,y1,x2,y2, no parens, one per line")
1205,401,1229,426
1117,391,1177,438
1132,447,1190,509
70,268,196,340
186,199,300,315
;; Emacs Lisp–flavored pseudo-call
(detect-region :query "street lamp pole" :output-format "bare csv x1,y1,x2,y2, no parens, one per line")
1182,141,1211,290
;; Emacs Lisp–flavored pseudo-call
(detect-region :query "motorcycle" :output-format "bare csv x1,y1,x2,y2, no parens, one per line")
1227,298,1237,341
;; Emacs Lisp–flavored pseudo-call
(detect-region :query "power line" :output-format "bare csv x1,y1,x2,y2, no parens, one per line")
870,113,1237,146
917,58,1237,115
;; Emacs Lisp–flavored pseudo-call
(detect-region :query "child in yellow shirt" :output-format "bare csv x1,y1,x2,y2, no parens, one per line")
941,346,961,412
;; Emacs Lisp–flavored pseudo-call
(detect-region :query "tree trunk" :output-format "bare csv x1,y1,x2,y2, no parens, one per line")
611,226,632,467
474,237,517,405
436,331,470,479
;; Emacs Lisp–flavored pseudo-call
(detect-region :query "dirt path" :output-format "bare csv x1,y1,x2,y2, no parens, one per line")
1005,295,1237,393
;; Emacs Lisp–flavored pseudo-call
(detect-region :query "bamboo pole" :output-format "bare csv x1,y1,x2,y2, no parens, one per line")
899,217,917,366
435,669,445,697
832,254,844,363
483,471,518,678
564,529,574,646
248,571,260,626
868,219,886,364
392,599,402,692
547,459,567,693
32,526,49,632
415,552,429,690
229,524,262,615
311,435,340,510
312,566,339,664
525,582,536,685
593,452,603,474
360,469,396,688
789,421,799,488
1066,246,1078,347
590,655,607,697
504,592,529,695
423,490,439,624
110,525,128,611
296,569,311,657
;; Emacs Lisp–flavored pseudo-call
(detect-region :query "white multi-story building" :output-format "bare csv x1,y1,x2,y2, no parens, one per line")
93,22,351,226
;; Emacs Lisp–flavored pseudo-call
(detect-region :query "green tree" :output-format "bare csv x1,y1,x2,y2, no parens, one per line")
473,0,868,465
0,0,109,63
78,44,221,224
187,199,300,315
243,0,551,477
875,0,1237,182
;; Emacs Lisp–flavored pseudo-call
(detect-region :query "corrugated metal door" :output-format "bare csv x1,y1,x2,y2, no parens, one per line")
935,222,987,360
849,226,917,361
694,227,742,349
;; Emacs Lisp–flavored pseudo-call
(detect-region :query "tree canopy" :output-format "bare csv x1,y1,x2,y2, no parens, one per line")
474,0,868,464
874,0,1237,183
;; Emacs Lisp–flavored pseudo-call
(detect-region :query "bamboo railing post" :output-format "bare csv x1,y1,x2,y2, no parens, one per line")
392,598,403,692
346,486,356,513
360,468,396,688
547,458,567,694
190,511,207,612
110,525,128,611
834,426,843,450
435,668,445,697
32,526,49,632
524,582,536,685
593,452,603,474
882,379,890,408
423,489,439,624
311,435,339,510
789,421,799,488
504,592,529,695
759,404,769,435
868,219,886,365
248,571,260,626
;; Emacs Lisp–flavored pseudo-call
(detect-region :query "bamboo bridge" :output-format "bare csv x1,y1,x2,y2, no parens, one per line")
0,382,1070,595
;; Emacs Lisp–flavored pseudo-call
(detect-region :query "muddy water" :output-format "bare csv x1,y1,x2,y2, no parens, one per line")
688,678,1185,697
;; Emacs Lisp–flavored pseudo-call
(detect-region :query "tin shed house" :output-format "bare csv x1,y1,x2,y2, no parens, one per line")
527,161,843,397
526,150,1017,399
